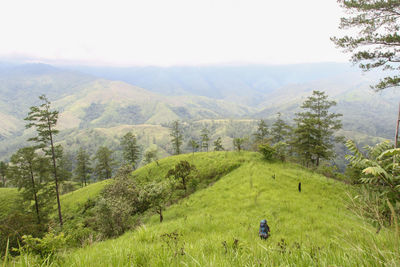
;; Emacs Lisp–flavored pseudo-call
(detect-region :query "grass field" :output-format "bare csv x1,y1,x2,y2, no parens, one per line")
0,188,20,220
6,152,400,266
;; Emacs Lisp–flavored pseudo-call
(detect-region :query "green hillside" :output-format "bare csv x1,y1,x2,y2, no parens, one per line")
0,188,20,220
11,152,396,266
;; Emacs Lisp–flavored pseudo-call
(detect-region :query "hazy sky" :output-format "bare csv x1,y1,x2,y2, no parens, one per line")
0,0,350,66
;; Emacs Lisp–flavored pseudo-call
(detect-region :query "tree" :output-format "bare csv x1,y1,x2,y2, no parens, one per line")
121,132,140,169
166,160,196,193
332,0,400,91
270,113,291,144
170,120,183,155
253,120,269,144
233,138,245,152
139,181,171,223
25,95,63,226
0,161,8,187
293,91,343,167
8,147,47,224
95,166,141,237
200,127,210,152
213,137,224,151
94,146,116,180
188,139,199,155
143,147,159,166
75,147,92,187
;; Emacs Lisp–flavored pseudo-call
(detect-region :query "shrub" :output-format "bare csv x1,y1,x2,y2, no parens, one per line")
258,144,276,161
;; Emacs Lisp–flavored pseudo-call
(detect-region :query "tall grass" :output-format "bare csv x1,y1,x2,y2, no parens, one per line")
6,152,400,266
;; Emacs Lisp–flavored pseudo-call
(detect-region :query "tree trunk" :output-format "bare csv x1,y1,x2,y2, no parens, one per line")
29,164,41,224
48,123,63,227
157,207,163,222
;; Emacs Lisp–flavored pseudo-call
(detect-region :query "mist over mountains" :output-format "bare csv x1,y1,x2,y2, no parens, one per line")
0,61,398,160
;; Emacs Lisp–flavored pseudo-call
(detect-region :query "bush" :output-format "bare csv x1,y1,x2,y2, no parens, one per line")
258,144,276,161
94,166,143,238
15,232,66,259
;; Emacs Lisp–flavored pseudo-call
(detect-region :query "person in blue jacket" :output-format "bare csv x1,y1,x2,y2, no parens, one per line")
259,219,270,239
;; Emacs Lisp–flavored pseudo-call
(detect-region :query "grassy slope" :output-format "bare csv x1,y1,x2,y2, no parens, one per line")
59,152,397,266
0,188,20,220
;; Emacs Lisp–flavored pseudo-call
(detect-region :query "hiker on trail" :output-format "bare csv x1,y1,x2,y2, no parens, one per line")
259,219,270,240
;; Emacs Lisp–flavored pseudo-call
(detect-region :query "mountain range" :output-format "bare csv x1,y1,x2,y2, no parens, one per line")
0,62,398,161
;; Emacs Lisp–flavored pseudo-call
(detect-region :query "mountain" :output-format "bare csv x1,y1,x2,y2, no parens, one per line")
69,63,358,106
0,62,397,163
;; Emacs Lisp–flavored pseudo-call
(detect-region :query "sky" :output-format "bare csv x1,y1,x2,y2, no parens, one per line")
0,0,350,66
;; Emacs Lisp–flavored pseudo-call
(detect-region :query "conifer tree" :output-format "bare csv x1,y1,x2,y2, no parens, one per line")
332,0,400,91
75,147,92,187
170,120,183,155
253,119,269,144
293,91,342,166
213,137,224,151
8,147,47,224
189,139,199,155
201,127,210,152
25,94,63,226
121,132,140,169
270,113,291,144
94,146,115,180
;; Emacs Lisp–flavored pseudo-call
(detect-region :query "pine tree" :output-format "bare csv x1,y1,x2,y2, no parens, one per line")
213,137,224,151
188,139,199,155
170,120,183,155
75,147,92,187
293,91,342,166
121,132,140,169
253,120,269,144
200,127,210,152
332,0,400,91
94,146,116,180
270,113,291,144
25,94,63,226
8,147,48,224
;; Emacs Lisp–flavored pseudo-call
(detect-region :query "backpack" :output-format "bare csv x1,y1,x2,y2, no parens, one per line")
259,219,269,238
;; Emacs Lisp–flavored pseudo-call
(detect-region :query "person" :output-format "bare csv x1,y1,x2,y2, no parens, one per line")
259,219,270,239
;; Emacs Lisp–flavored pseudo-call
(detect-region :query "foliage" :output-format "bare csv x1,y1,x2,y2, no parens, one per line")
270,112,291,144
138,181,171,223
233,138,245,152
94,146,116,180
74,147,92,187
345,139,400,221
0,161,8,187
213,137,224,151
188,139,199,155
94,165,141,238
15,232,66,259
258,143,276,161
170,120,183,155
7,147,53,224
120,132,141,169
0,212,45,257
332,0,400,91
24,94,63,226
200,127,210,152
273,141,288,162
253,119,269,144
143,147,159,166
292,90,342,166
166,160,197,193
